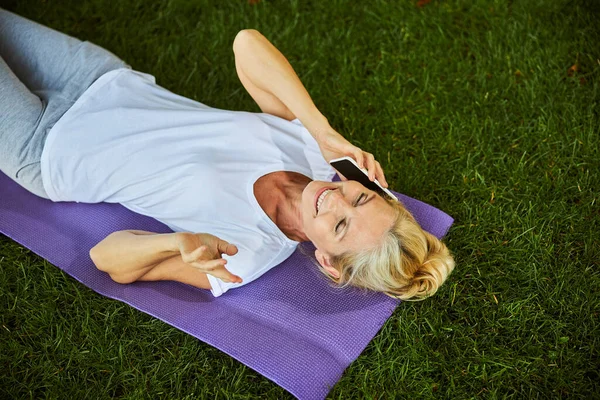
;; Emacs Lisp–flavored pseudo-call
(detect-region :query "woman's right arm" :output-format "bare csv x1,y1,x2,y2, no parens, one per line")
233,29,330,137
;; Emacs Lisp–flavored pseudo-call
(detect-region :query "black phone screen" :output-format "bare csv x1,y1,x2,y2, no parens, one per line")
330,159,386,195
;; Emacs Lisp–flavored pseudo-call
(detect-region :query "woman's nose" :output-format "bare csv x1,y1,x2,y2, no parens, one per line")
330,191,351,209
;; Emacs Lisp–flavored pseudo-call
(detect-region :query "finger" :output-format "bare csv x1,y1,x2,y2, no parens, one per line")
217,240,238,256
209,264,243,284
189,245,208,261
337,171,347,181
191,257,225,271
181,245,204,262
354,150,365,170
375,161,388,188
366,153,376,181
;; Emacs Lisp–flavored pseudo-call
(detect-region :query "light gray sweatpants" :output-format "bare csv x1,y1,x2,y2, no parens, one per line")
0,9,129,199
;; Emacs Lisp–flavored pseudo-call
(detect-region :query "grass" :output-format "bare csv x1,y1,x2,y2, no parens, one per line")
1,0,599,398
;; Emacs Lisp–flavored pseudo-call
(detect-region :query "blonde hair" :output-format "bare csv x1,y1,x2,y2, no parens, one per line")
312,196,455,301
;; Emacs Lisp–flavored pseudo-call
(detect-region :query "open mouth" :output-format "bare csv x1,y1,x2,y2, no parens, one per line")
314,188,335,214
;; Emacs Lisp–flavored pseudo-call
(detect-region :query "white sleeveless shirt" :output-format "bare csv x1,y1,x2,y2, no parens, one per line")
40,68,336,296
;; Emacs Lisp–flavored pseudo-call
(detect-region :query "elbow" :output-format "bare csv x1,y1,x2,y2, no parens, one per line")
89,245,107,272
233,29,261,53
89,244,132,284
89,231,120,273
107,273,135,285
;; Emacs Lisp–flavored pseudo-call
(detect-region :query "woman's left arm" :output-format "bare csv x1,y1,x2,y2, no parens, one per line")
233,29,388,187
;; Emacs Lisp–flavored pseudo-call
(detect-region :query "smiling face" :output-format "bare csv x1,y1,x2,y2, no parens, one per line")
301,180,398,268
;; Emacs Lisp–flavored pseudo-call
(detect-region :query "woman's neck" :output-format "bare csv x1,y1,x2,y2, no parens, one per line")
254,171,311,242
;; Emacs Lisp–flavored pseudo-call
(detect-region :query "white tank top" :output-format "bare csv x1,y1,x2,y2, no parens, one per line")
40,68,336,296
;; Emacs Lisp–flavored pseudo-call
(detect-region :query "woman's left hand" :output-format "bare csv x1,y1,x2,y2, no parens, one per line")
314,127,389,188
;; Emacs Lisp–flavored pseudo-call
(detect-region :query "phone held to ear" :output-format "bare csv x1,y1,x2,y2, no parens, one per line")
329,156,398,202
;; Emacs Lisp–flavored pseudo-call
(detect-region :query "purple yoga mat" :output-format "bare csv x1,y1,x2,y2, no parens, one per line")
0,171,453,399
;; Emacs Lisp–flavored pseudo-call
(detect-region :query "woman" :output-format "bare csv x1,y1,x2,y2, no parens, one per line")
0,9,454,300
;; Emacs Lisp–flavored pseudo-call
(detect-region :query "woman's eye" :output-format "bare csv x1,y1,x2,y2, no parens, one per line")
355,193,366,206
335,194,365,234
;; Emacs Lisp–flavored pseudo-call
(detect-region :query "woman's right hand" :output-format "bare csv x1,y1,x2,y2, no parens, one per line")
314,127,389,188
175,232,242,284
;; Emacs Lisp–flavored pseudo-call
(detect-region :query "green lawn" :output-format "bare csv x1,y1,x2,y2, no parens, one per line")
1,0,598,398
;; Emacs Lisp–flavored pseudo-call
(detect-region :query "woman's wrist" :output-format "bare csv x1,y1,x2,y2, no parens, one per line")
303,112,332,142
170,232,186,253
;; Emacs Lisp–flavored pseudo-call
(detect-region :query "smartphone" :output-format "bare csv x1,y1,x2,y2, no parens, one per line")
329,156,398,201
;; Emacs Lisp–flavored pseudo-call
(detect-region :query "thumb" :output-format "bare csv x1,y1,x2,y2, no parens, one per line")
218,240,238,256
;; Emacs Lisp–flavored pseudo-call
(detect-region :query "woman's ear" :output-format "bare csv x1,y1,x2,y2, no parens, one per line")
315,249,340,279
